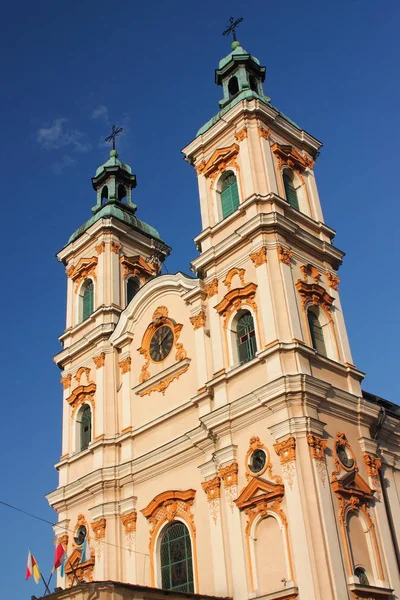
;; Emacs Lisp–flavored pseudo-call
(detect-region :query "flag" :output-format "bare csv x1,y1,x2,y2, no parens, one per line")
53,542,67,574
25,550,41,584
81,538,91,563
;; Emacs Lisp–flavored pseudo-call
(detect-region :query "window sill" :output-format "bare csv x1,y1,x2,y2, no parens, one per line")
348,582,393,598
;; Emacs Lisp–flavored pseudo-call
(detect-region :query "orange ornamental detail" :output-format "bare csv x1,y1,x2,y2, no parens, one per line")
271,143,310,173
142,490,197,587
93,352,105,369
61,374,72,390
307,435,327,460
91,518,106,540
295,280,334,313
118,356,131,375
223,267,246,290
235,477,286,534
138,362,190,397
331,432,357,482
249,247,267,267
204,278,218,298
110,241,121,254
66,383,96,415
245,436,282,484
258,126,271,140
120,254,157,281
189,311,206,330
300,264,320,284
234,127,248,142
326,272,341,291
214,282,258,328
363,454,382,478
218,462,239,488
278,246,294,266
74,366,91,385
59,534,69,549
95,241,105,255
65,548,94,587
66,256,98,291
274,437,296,464
121,511,137,533
196,144,240,183
201,476,221,501
138,307,187,384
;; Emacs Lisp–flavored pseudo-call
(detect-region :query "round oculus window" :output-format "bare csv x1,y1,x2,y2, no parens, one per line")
74,525,87,546
336,444,354,469
249,449,267,473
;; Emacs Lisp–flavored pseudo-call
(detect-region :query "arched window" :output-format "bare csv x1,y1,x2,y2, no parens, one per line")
283,170,299,210
220,172,239,219
228,76,239,97
79,405,92,451
118,184,127,202
354,567,370,586
81,280,94,321
236,311,257,364
307,309,327,356
126,277,139,306
101,185,108,204
160,522,194,592
249,75,258,92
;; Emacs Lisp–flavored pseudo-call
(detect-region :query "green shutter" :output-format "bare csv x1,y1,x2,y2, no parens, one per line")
283,174,299,210
82,282,94,321
80,405,91,451
308,311,327,356
236,313,257,363
221,175,239,219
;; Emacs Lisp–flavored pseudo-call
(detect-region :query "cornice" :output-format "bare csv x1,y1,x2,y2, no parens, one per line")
54,321,117,367
191,205,344,273
57,215,167,264
132,358,191,398
182,97,322,160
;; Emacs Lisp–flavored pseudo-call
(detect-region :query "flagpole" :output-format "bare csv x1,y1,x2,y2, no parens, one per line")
40,572,52,596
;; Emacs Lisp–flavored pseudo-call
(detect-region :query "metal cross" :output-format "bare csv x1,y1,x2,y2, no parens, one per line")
105,125,123,151
222,16,243,42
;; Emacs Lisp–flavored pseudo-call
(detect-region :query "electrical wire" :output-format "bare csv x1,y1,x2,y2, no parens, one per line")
0,499,149,557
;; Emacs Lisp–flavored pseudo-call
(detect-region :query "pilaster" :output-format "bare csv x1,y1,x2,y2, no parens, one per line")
119,497,138,585
199,460,229,597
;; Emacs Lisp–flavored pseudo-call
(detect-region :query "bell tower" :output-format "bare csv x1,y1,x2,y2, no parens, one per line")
183,38,361,397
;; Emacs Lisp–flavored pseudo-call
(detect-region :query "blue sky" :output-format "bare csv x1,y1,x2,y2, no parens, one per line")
0,0,399,597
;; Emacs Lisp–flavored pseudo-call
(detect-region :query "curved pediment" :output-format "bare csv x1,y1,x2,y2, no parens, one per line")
111,272,200,345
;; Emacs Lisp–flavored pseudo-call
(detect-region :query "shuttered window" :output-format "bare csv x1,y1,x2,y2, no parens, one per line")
82,281,94,321
221,174,239,219
283,172,299,210
236,312,257,364
160,522,194,593
80,405,92,451
307,311,327,356
126,278,139,306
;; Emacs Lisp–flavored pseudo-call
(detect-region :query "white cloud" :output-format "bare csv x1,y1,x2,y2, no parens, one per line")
91,105,109,123
37,118,91,152
52,155,76,175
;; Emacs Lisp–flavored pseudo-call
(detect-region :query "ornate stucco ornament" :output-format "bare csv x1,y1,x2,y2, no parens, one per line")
195,144,240,183
249,246,267,267
189,310,206,330
277,245,294,266
93,352,105,369
326,272,340,291
214,282,258,328
295,280,334,314
203,278,218,298
66,256,98,292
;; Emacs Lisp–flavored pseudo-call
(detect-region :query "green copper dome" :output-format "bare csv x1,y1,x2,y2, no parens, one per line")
218,42,261,70
67,202,162,245
95,149,132,177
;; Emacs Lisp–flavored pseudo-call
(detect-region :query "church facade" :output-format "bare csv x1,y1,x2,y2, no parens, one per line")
46,41,400,600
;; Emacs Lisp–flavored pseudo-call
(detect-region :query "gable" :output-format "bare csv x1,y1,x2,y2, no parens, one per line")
235,476,285,511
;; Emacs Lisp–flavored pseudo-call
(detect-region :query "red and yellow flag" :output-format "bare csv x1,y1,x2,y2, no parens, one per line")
25,550,41,584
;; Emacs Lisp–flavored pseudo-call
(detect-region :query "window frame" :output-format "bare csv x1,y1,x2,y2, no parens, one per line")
125,276,140,307
227,308,259,368
216,170,240,222
307,308,327,357
78,278,95,324
156,519,195,593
